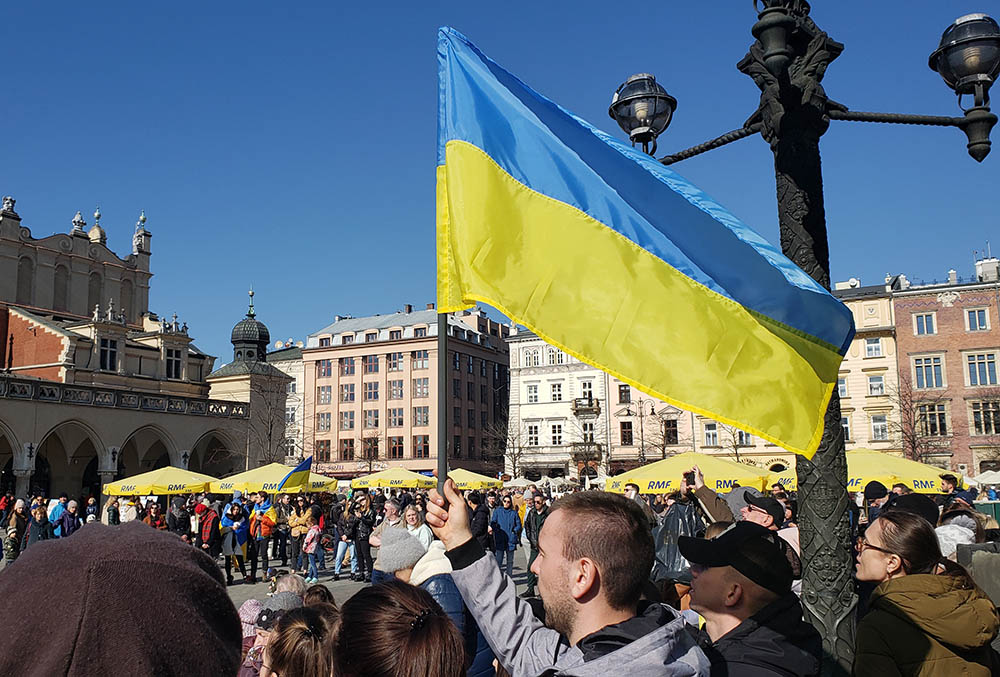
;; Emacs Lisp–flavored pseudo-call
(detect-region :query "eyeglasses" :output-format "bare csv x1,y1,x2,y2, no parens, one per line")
856,535,894,556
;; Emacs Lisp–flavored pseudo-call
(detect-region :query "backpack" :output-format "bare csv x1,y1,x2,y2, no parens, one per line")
4,533,19,561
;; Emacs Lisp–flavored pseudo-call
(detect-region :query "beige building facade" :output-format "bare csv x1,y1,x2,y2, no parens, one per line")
302,305,508,479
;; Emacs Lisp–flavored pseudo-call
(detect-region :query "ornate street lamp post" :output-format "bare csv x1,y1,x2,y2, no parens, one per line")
609,5,1000,674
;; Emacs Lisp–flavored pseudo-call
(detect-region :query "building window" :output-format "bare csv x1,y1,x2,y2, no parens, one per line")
340,383,355,403
413,435,429,458
414,327,427,338
363,436,379,459
480,360,488,377
339,439,354,461
453,435,462,458
467,356,474,374
315,440,331,462
868,375,885,396
468,437,476,458
364,382,379,401
871,415,889,441
318,385,332,405
914,313,936,336
413,377,429,398
318,359,333,378
620,421,634,446
453,352,461,370
363,355,379,374
551,383,563,402
618,384,631,404
582,421,595,443
527,424,539,446
285,406,296,424
165,348,182,379
339,358,354,376
453,379,462,398
319,337,331,347
468,409,475,427
412,350,429,369
364,410,379,428
388,408,404,427
663,419,678,445
968,308,990,331
581,381,593,400
704,422,718,446
317,412,332,432
737,430,753,446
918,404,948,437
342,334,354,344
971,401,1000,435
389,380,404,400
968,352,998,386
865,338,882,358
550,424,563,445
413,406,430,427
339,411,355,430
365,332,377,343
480,384,487,404
481,411,489,427
838,378,848,398
547,348,563,365
524,349,540,367
388,436,404,459
99,338,118,371
286,381,297,394
914,356,943,389
526,384,539,403
387,352,403,371
841,416,851,441
453,407,461,425
467,382,475,401
389,330,402,341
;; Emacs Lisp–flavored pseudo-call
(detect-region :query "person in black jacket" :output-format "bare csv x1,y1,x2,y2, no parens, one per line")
467,491,491,553
167,497,190,538
350,494,376,582
678,521,821,676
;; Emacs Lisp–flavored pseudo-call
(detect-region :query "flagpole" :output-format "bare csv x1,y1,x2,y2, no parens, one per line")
437,310,448,494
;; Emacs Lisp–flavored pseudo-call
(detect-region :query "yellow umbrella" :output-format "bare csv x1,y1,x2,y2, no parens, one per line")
846,449,946,494
105,466,218,496
606,452,768,495
351,467,436,490
449,468,503,490
766,468,797,492
284,473,339,494
209,463,305,494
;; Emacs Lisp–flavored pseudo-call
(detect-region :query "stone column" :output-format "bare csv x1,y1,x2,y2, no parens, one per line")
13,469,31,500
98,471,116,497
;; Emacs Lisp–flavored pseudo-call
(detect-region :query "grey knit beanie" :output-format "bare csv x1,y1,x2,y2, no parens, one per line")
379,527,427,572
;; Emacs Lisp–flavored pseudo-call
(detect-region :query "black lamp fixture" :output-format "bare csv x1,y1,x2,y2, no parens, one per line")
182,451,190,467
608,73,677,155
929,13,1000,161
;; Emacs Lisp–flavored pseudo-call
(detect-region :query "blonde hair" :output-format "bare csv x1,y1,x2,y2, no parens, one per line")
404,505,424,526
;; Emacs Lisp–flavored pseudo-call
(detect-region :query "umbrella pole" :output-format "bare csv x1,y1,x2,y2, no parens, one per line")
437,311,449,496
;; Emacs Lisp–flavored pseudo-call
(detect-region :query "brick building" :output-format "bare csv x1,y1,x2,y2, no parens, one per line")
892,259,1000,475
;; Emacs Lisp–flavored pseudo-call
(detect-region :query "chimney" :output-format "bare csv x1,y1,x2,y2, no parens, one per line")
948,269,958,284
976,257,1000,282
404,304,413,313
426,302,435,310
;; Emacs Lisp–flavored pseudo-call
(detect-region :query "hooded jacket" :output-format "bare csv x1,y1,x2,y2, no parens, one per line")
447,540,709,676
490,505,521,552
167,498,190,535
853,573,1000,677
470,502,492,551
21,514,54,549
691,592,821,676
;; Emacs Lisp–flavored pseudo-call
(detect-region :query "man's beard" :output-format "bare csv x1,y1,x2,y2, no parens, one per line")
542,581,577,639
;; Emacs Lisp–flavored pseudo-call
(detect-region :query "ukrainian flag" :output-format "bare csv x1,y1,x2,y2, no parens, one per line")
277,455,312,492
436,28,855,457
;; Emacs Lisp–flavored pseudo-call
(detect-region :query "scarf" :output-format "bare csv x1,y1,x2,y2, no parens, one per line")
200,509,219,544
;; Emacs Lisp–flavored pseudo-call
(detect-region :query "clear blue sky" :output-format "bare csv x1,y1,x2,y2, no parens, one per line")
3,2,997,361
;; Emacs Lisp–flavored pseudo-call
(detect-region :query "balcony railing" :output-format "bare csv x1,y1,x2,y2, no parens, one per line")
571,396,601,417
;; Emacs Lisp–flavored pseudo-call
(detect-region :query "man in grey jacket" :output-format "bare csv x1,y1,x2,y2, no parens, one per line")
426,480,709,677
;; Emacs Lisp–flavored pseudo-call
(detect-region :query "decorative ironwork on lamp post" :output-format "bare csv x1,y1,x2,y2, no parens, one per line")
608,5,1000,674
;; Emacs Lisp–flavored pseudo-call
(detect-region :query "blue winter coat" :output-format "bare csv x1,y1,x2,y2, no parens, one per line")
490,506,521,552
422,573,496,677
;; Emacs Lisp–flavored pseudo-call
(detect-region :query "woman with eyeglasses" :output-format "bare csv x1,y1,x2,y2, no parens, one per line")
288,496,309,575
853,510,1000,676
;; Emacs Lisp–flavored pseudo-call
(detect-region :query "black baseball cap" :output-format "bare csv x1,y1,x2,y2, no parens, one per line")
745,494,785,526
679,521,793,595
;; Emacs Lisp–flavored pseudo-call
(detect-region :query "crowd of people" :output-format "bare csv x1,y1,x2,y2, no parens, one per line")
0,468,998,676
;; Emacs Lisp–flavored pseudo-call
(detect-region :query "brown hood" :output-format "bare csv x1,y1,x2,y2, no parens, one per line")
870,573,1000,650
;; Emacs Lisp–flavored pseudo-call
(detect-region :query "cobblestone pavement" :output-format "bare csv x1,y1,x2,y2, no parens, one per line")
225,547,532,609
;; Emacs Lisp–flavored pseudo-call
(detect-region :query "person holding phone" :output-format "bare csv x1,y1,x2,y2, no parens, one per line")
624,482,658,528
